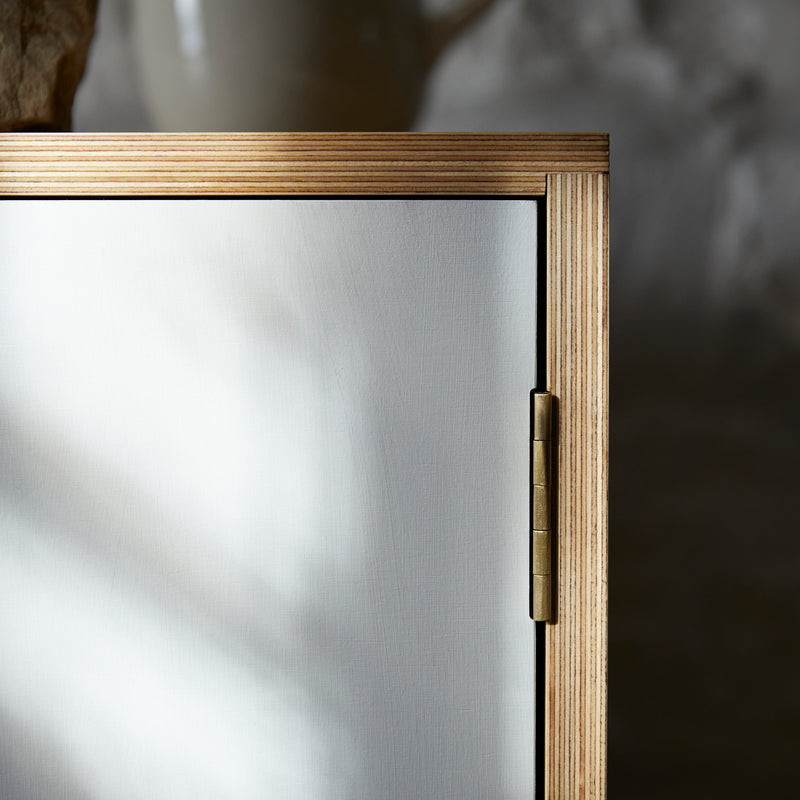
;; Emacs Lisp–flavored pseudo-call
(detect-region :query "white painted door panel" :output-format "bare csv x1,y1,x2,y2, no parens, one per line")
0,199,536,799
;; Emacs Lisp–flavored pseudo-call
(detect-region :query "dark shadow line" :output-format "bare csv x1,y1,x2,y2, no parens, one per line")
535,621,545,800
534,190,548,800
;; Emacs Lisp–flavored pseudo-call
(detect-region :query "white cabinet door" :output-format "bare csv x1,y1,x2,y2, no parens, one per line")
0,199,537,800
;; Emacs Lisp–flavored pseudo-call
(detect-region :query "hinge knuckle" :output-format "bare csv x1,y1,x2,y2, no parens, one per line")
532,484,550,531
533,391,552,441
531,439,551,485
531,529,551,573
531,391,554,621
531,575,552,621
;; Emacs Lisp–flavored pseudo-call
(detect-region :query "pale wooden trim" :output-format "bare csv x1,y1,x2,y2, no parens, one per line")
545,172,609,799
0,132,608,196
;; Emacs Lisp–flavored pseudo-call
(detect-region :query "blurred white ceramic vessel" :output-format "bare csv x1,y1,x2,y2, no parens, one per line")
133,0,496,131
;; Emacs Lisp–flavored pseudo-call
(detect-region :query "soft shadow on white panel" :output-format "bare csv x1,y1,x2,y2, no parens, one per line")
0,199,536,800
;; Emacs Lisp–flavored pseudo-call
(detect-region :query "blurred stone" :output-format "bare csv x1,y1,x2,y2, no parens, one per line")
0,0,98,131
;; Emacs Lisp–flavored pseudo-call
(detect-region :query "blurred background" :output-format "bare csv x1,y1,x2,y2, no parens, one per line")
3,0,800,796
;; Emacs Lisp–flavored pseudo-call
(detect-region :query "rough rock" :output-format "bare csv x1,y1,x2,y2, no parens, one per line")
0,0,98,131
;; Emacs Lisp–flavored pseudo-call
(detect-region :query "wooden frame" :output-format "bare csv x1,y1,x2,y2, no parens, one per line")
0,132,609,799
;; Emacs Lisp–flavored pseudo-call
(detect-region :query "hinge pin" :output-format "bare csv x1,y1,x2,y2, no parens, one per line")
531,392,553,621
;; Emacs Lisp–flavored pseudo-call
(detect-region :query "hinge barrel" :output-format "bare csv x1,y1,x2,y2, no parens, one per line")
531,392,553,621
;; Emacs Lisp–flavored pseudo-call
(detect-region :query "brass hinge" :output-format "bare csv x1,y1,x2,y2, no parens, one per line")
531,391,553,621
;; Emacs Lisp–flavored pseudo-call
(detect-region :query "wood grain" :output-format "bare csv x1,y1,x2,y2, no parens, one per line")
545,172,609,799
0,133,608,196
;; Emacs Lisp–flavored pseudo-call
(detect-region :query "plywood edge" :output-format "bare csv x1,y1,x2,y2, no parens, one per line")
0,133,608,196
545,172,609,799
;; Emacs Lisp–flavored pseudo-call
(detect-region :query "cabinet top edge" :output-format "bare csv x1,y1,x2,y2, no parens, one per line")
0,133,608,196
0,132,608,164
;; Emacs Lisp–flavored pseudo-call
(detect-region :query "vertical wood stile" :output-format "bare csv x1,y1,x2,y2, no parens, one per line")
545,172,608,800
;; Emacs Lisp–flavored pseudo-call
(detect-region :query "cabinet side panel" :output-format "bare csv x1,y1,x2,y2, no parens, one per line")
545,173,608,800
